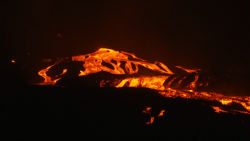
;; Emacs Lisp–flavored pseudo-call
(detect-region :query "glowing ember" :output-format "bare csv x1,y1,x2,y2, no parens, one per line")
57,34,63,37
212,106,229,113
55,69,67,77
158,110,165,117
142,106,152,114
37,48,250,115
146,117,155,124
220,99,233,105
175,66,201,73
11,60,15,63
116,76,169,90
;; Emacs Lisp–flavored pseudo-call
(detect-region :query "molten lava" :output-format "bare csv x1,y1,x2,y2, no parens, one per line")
38,48,250,115
158,110,165,117
175,66,201,73
212,106,229,113
142,106,152,114
71,48,174,76
146,117,155,124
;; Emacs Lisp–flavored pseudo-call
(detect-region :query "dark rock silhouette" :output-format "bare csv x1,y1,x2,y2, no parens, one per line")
0,86,250,140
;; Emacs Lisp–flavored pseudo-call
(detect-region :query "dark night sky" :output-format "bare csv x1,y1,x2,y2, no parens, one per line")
1,0,250,78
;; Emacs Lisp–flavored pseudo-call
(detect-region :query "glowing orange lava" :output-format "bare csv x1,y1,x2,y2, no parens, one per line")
158,110,165,117
220,99,233,105
38,59,64,85
142,106,152,114
55,69,67,78
212,106,229,113
175,66,201,73
72,48,174,76
146,117,155,124
38,48,250,115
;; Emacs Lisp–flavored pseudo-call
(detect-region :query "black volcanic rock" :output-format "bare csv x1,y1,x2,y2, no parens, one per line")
0,86,250,140
196,71,250,96
56,71,122,87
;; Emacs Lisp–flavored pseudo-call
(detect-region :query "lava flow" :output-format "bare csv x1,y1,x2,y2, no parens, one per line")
38,48,250,115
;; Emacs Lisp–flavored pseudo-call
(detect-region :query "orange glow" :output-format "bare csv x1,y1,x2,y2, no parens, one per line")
38,64,61,85
79,70,85,76
40,48,173,84
142,106,151,114
177,76,186,86
38,59,64,85
62,69,67,74
175,66,201,73
212,106,229,113
146,117,154,124
166,76,178,87
11,60,15,63
158,110,165,117
116,76,169,90
186,74,199,90
71,48,174,76
57,34,63,37
231,110,250,115
37,48,250,115
220,99,233,105
42,59,52,62
55,69,67,77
